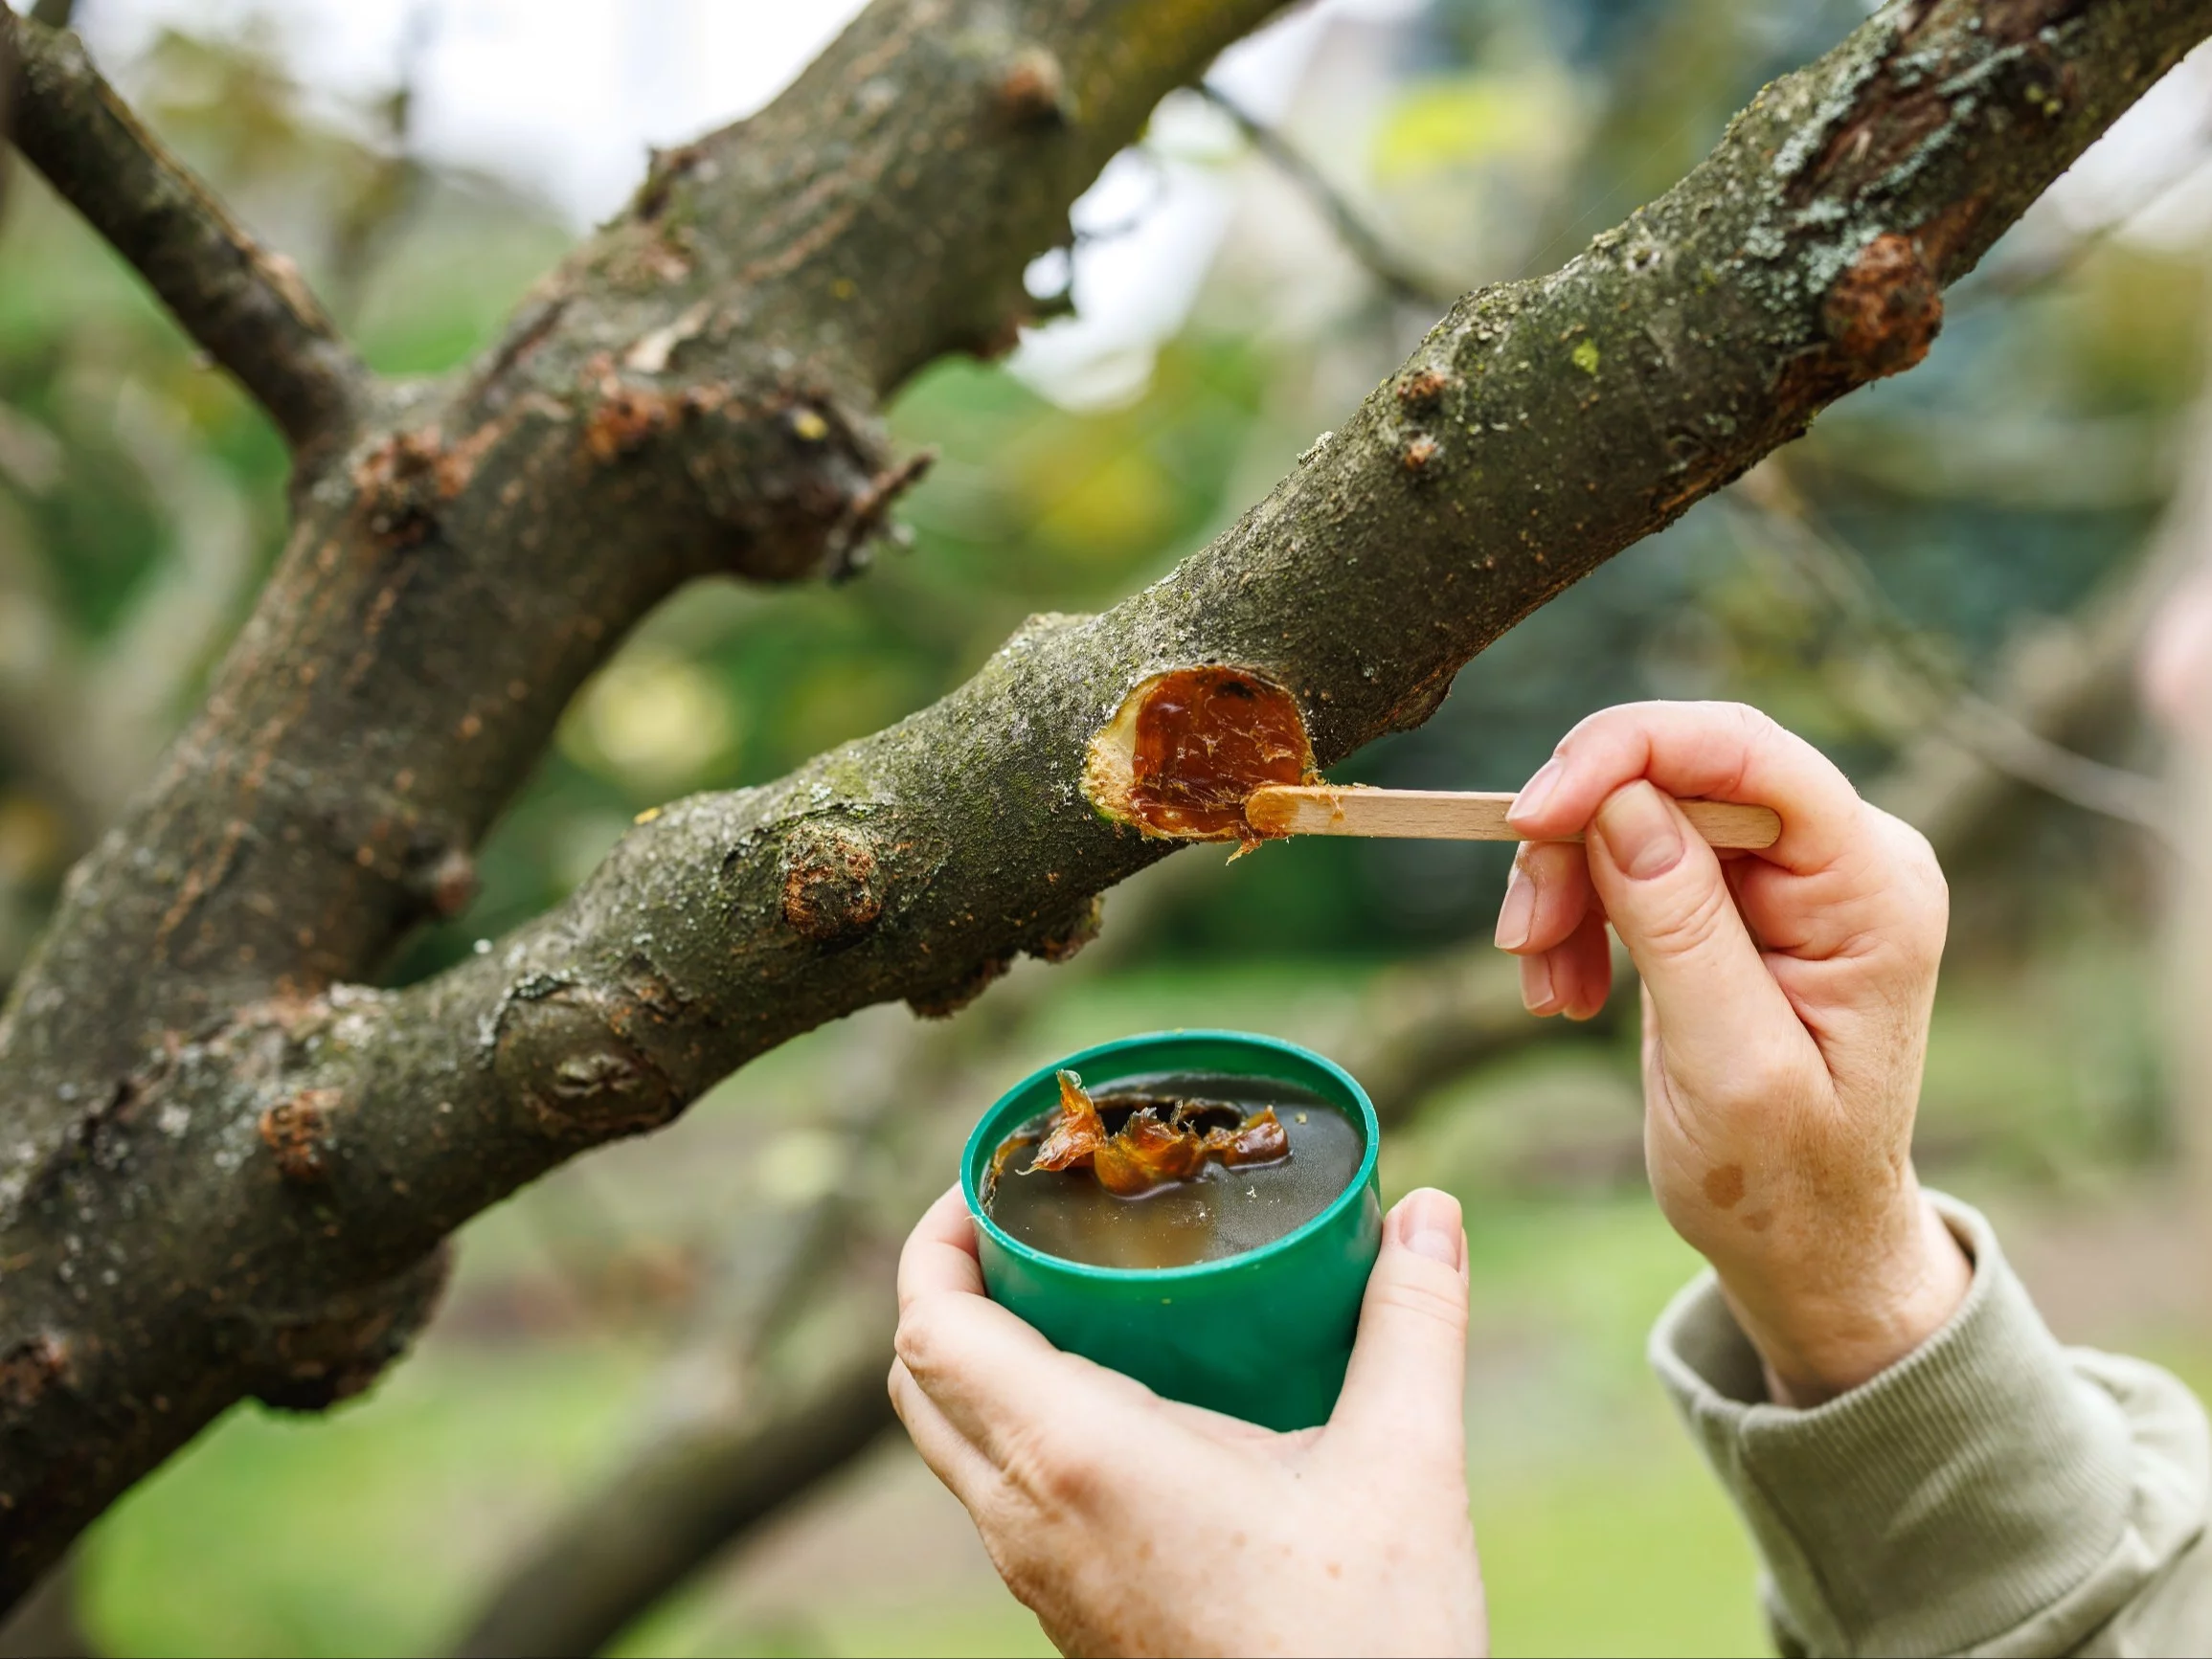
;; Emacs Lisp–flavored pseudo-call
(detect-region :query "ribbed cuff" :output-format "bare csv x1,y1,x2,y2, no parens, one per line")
1651,1193,2136,1656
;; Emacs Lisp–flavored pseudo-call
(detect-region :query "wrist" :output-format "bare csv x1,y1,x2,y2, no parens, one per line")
1715,1192,1971,1407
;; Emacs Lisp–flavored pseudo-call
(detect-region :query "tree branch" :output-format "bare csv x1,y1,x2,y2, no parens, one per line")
1195,80,1456,309
0,0,1298,1595
2,13,368,454
0,0,2204,1602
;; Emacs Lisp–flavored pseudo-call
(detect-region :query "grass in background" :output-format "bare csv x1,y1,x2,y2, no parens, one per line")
81,1344,661,1658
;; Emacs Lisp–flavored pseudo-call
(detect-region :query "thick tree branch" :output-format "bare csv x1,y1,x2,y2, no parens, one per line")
2,14,368,453
0,0,2204,1603
0,0,1296,1595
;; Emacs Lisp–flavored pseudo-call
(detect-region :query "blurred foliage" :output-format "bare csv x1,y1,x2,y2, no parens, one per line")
3,0,2209,1652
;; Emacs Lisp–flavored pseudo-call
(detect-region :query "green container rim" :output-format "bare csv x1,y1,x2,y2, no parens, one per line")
961,1028,1381,1285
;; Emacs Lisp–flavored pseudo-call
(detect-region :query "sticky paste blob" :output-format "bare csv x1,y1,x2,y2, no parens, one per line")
1083,667,1316,843
1015,1070,1293,1199
1092,1106,1208,1196
1204,1105,1289,1167
1030,1069,1109,1171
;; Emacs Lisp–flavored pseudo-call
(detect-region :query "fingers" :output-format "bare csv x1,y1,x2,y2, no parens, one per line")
1728,803,1948,970
897,1184,987,1312
1552,908,1615,1020
1327,1189,1469,1469
1497,841,1612,1020
1507,701,1862,874
889,1356,1001,1513
896,1185,1075,1462
1495,840,1592,954
1584,781,1805,1086
896,1188,1165,1471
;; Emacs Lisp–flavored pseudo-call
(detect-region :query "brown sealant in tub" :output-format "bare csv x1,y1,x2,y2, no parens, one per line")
983,1069,1364,1269
1083,666,1316,849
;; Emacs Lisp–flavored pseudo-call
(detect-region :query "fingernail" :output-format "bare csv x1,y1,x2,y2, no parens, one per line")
1508,757,1564,824
1520,951,1555,1014
1397,1188,1464,1267
1591,782,1684,881
1494,863,1536,950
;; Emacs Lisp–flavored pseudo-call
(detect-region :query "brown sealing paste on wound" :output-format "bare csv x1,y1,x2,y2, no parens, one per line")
1083,666,1315,841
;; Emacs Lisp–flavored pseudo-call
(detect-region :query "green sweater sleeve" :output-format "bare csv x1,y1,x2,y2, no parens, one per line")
1649,1194,2212,1657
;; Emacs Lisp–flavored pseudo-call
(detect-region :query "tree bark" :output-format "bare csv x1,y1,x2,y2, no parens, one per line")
0,0,1293,1597
0,0,2205,1605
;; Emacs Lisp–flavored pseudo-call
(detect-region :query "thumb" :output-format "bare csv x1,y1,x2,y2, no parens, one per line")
1326,1188,1468,1467
1586,781,1799,1088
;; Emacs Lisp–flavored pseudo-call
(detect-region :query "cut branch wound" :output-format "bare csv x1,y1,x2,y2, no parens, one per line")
1084,666,1316,842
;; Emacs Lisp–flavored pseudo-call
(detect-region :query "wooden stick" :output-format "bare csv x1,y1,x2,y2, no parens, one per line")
1245,785,1781,849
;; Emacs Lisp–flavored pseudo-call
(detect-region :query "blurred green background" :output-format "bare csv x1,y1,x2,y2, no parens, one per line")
4,0,2210,1652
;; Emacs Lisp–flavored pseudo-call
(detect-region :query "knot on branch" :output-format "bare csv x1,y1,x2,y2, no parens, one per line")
354,425,465,549
1024,893,1104,965
1772,230,1947,426
779,820,889,945
260,1088,341,1183
580,370,927,585
494,982,680,1144
1394,367,1457,411
907,953,1011,1020
1823,232,1941,381
582,371,727,462
905,895,1105,1019
253,1244,453,1413
997,47,1068,127
407,845,478,921
633,140,711,222
0,1334,72,1411
1384,659,1457,735
830,448,935,578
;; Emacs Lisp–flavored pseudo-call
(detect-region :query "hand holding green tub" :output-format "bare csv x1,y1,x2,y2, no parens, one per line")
892,697,2212,1657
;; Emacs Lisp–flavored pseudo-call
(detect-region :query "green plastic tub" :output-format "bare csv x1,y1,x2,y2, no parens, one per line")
961,1029,1383,1431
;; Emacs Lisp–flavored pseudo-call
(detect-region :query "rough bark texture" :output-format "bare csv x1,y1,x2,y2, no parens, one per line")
0,0,2205,1606
0,0,1291,1596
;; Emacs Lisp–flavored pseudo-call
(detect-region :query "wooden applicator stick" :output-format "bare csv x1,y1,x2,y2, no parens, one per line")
1244,785,1781,849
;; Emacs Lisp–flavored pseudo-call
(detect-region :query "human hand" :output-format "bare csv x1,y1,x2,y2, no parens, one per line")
1493,701,1969,1406
889,1185,1486,1658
